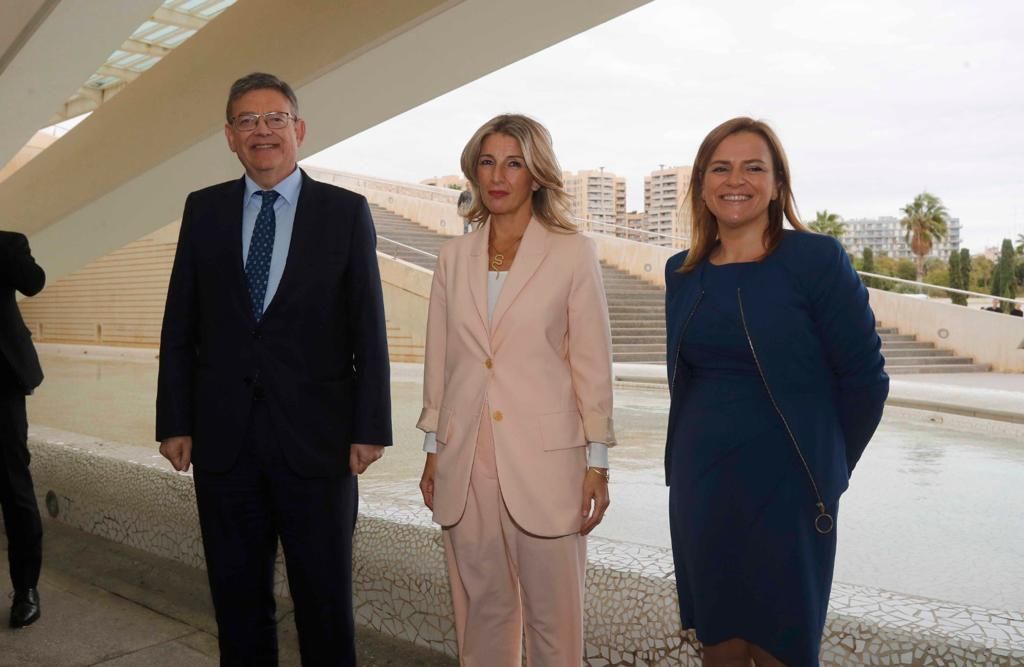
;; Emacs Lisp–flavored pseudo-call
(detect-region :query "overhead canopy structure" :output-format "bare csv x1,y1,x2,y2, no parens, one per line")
0,0,649,282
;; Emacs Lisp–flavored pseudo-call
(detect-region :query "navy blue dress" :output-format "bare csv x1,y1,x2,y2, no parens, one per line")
668,261,837,666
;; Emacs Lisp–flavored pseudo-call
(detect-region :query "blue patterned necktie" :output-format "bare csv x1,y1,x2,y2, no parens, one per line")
245,190,279,321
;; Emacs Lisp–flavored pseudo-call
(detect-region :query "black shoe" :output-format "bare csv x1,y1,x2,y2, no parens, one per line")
10,588,41,628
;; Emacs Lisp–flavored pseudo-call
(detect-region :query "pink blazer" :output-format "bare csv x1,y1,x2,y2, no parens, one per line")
417,218,616,537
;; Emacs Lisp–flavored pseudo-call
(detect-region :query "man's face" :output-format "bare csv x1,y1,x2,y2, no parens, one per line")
224,88,306,189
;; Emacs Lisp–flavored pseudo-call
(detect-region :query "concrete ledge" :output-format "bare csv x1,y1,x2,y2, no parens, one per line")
27,427,1024,665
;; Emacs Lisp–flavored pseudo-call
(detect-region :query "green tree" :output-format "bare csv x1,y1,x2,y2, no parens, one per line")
1016,233,1024,255
900,192,949,281
808,210,846,240
959,248,971,297
895,258,917,282
948,250,967,305
992,239,1019,313
861,247,875,288
971,256,994,291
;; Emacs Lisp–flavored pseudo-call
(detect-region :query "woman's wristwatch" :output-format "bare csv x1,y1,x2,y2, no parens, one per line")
587,467,610,482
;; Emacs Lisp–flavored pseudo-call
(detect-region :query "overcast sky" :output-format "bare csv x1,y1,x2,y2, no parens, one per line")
308,0,1023,251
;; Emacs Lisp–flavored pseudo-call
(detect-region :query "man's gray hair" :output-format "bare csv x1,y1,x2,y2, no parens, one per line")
226,72,299,121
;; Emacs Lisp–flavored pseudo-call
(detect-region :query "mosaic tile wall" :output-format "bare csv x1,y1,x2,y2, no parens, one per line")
27,427,1024,665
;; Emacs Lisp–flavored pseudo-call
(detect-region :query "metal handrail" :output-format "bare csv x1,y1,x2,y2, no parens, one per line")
574,216,686,242
857,271,1019,304
377,235,438,260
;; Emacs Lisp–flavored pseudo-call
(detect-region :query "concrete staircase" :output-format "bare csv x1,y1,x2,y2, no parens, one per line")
371,204,445,270
877,325,990,374
370,204,667,363
386,322,423,363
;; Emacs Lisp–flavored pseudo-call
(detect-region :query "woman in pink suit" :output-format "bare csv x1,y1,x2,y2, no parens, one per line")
418,114,616,665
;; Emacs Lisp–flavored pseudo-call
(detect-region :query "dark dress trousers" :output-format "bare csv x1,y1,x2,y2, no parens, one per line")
0,231,45,593
156,171,392,666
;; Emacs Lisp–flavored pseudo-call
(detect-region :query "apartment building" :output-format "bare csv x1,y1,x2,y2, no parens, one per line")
643,165,692,248
843,216,962,259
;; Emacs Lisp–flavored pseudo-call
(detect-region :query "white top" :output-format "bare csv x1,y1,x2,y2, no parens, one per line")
422,270,609,468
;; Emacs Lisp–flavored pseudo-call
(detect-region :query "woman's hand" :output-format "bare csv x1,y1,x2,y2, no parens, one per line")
419,453,438,510
580,468,610,535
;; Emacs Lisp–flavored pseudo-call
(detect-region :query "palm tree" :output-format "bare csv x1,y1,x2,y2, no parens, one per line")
1015,233,1024,255
809,209,846,239
900,192,949,282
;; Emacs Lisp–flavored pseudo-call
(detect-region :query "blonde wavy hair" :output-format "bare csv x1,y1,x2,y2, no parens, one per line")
460,114,576,233
680,117,806,273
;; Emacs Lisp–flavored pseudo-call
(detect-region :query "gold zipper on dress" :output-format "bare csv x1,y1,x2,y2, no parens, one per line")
736,288,835,535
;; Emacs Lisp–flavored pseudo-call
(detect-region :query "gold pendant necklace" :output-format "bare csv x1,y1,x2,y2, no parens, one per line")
489,236,522,272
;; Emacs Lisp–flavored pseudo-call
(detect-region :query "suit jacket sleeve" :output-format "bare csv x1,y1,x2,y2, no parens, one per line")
810,237,889,473
417,242,448,433
568,237,616,445
346,198,393,446
155,195,199,441
0,233,45,297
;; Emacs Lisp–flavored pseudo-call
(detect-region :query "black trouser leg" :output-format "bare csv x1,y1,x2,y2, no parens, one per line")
193,414,279,667
0,394,42,592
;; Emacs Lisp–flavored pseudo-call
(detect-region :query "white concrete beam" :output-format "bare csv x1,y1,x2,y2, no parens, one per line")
0,0,163,169
1,0,650,282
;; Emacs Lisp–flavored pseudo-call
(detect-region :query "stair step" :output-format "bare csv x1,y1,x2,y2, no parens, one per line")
881,341,936,350
885,363,992,374
884,356,975,366
883,349,953,358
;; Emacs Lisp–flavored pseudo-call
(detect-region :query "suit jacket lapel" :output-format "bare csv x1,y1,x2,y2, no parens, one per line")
468,221,490,334
490,217,549,334
224,177,252,321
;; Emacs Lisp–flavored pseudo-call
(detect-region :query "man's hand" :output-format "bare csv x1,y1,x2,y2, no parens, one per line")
419,453,437,510
349,444,384,475
159,436,193,472
580,468,610,535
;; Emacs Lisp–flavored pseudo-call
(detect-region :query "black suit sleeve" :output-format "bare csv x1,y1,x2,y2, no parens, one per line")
155,195,200,441
345,198,392,446
0,233,45,297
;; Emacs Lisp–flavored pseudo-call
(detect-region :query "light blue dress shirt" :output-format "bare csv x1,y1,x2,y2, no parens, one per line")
241,167,302,313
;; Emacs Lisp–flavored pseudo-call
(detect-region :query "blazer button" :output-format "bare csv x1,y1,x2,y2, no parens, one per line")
493,410,503,422
484,358,493,369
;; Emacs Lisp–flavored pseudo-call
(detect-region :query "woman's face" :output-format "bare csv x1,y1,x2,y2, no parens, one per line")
476,133,537,219
702,131,778,232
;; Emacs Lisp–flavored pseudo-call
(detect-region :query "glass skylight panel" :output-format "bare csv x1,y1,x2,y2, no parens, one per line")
200,0,235,18
161,29,196,47
144,25,179,42
131,21,160,38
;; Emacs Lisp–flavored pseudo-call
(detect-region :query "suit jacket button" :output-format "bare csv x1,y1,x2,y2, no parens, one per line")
484,358,493,369
493,410,503,422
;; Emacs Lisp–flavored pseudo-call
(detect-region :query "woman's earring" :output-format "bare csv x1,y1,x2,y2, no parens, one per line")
531,183,541,192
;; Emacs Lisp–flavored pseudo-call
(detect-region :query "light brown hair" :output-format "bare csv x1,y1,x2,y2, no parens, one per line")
680,117,806,272
460,114,576,233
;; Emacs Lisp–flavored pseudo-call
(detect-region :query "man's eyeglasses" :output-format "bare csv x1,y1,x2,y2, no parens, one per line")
229,111,296,132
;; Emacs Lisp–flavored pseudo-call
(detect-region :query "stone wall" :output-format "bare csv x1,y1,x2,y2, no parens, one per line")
26,426,1024,665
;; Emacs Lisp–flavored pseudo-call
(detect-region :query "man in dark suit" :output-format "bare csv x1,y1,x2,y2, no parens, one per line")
0,231,45,629
156,72,392,665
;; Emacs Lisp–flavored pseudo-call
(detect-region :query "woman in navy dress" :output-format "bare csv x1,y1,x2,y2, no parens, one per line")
664,117,889,666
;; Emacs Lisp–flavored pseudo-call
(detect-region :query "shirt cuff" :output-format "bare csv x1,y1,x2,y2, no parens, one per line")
587,442,609,468
423,431,437,454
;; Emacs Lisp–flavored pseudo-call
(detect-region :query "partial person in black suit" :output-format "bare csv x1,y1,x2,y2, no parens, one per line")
0,231,45,629
156,73,392,666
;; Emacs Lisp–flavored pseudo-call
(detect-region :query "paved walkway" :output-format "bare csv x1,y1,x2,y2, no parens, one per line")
613,363,1024,423
0,521,454,667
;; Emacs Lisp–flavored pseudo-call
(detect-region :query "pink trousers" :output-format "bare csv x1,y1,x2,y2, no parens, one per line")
442,407,587,666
